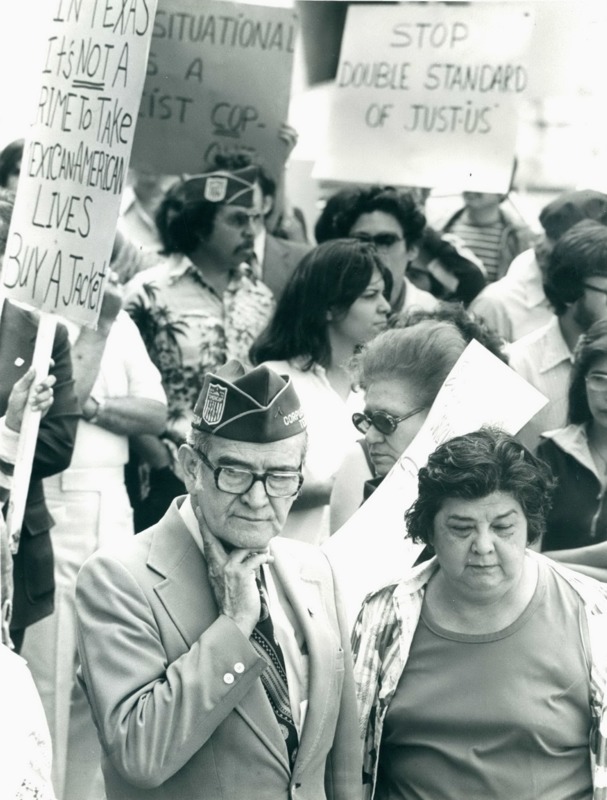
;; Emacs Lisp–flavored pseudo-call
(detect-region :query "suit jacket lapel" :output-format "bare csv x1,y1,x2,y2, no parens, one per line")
269,545,336,771
148,501,291,775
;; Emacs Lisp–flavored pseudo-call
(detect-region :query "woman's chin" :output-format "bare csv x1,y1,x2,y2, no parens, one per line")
371,456,395,478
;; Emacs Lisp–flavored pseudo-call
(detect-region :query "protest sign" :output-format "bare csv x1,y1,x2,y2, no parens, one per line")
322,340,548,627
2,0,157,327
1,0,156,546
314,3,534,193
130,0,298,180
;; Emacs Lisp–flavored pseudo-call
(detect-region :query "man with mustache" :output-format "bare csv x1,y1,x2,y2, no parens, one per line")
124,167,275,528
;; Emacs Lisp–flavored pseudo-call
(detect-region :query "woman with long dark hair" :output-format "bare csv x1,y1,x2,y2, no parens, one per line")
251,238,392,544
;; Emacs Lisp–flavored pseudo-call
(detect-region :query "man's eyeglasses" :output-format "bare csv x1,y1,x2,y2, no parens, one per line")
585,372,607,393
351,232,404,250
195,448,303,498
352,407,426,436
583,283,607,298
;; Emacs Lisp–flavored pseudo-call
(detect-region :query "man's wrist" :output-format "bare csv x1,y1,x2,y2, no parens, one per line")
82,396,105,424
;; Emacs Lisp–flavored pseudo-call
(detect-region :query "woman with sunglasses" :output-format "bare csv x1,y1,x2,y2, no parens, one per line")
330,305,507,533
250,238,392,544
537,320,607,567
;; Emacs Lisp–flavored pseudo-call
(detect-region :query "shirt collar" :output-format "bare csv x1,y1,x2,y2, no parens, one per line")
178,495,205,556
166,253,247,292
253,226,266,267
539,316,574,373
540,422,599,479
510,252,546,308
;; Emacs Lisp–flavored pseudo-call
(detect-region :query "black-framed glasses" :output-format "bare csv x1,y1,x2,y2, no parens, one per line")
586,372,607,393
352,407,426,436
351,232,404,250
583,283,607,298
195,448,303,498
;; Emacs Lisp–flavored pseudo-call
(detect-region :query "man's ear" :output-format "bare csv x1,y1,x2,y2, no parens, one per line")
178,444,199,493
262,194,273,217
406,244,419,263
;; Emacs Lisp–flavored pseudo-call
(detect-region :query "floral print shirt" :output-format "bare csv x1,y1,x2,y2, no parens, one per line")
125,254,274,440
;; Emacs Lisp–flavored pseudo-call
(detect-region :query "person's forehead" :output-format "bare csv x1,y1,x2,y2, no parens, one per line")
588,354,607,373
437,492,523,521
218,202,249,218
349,210,403,236
585,274,607,290
364,378,419,413
207,434,305,469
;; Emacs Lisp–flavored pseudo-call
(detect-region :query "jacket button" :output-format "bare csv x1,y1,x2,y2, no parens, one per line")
223,672,235,685
234,662,245,674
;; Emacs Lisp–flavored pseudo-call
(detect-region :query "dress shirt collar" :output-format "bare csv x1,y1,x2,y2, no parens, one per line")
178,494,205,556
253,226,266,268
509,251,546,309
539,316,574,374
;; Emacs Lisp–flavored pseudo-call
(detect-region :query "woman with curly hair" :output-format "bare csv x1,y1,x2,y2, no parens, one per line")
353,428,607,800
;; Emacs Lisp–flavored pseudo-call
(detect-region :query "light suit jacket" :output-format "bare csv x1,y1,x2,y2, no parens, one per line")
75,498,361,800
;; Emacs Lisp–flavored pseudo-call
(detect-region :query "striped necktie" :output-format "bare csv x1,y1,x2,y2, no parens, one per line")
251,577,299,767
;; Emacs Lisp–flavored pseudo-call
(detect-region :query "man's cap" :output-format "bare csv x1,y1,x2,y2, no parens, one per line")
181,166,258,208
192,360,307,442
540,190,607,241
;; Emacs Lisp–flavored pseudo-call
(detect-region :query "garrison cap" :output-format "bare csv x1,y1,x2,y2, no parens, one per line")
181,166,258,208
192,360,306,442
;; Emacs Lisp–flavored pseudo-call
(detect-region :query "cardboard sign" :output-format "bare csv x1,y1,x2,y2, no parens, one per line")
2,0,157,327
130,0,298,180
314,3,534,193
322,340,548,627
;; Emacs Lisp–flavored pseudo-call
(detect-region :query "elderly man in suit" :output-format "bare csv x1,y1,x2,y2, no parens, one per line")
75,360,361,800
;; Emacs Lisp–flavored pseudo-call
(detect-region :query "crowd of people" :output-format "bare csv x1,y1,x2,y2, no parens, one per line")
2,116,607,800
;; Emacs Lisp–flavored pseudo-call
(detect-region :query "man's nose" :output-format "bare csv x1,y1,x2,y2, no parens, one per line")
365,426,384,445
241,476,269,507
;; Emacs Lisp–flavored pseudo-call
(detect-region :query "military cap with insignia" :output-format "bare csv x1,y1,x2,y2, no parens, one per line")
192,360,306,443
181,165,258,208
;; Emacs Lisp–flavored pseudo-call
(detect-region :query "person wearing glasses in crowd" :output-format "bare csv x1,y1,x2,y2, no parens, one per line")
330,304,507,534
75,360,361,800
314,185,437,316
250,239,391,544
509,220,607,451
124,166,275,529
534,319,607,580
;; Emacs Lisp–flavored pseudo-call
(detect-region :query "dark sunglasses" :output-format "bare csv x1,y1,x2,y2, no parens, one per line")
352,232,403,250
352,407,426,436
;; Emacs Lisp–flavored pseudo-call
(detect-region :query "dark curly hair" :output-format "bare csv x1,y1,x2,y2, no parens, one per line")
405,428,555,547
544,219,607,316
314,185,425,248
0,139,23,188
155,180,220,255
568,318,607,424
0,188,15,256
250,239,391,369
